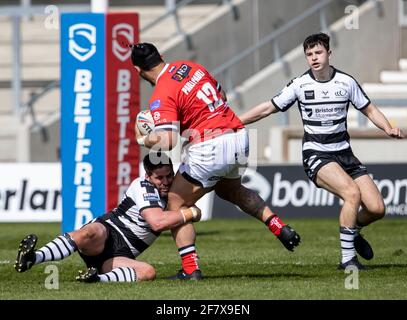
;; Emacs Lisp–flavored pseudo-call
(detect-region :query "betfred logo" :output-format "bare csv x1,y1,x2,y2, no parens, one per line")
69,23,96,62
73,69,94,229
112,23,133,61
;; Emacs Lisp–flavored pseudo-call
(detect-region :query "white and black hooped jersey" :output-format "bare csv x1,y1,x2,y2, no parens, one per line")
272,67,370,153
103,177,166,258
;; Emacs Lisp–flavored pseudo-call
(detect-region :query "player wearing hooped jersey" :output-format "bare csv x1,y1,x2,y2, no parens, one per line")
132,43,301,280
239,33,404,270
14,153,201,283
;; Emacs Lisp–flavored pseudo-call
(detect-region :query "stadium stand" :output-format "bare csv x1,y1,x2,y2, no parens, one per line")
0,0,220,162
0,0,405,163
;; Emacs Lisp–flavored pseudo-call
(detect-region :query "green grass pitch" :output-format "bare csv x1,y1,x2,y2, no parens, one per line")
1,218,407,300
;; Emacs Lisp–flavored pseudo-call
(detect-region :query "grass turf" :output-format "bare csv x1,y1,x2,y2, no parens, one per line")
1,218,407,300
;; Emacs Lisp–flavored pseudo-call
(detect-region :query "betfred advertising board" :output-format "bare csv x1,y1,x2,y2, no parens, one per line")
60,13,139,233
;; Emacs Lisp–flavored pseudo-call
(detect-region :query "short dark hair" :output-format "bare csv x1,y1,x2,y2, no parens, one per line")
143,152,173,176
303,33,330,52
131,43,163,71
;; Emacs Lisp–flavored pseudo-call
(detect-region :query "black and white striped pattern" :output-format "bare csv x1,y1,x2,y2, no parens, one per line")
178,244,196,257
34,233,77,263
272,67,370,153
103,178,166,258
340,226,357,264
99,267,136,282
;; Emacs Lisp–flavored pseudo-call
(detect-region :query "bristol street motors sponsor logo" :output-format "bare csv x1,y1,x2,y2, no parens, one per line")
69,23,96,62
304,107,313,117
314,106,345,118
112,23,134,61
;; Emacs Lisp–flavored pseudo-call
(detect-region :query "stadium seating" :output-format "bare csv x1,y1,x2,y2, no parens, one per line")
0,0,405,163
0,1,218,162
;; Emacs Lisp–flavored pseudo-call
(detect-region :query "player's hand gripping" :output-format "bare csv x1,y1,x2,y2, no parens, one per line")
386,127,404,139
180,205,202,223
135,122,147,146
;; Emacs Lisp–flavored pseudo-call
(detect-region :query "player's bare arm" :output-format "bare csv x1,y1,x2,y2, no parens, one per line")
141,206,201,232
361,103,404,139
239,100,278,125
136,124,178,150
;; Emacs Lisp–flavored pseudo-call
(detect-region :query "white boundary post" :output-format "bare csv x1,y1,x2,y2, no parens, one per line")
91,0,109,13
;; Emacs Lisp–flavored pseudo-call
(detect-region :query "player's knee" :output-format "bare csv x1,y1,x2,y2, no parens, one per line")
74,223,106,247
344,185,361,205
368,200,386,219
82,227,101,241
136,264,156,281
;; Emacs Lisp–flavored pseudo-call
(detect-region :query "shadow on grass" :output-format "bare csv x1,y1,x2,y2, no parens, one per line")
158,273,315,280
161,230,220,237
364,263,407,270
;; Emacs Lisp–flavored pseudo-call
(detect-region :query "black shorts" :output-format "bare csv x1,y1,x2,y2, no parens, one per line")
303,148,368,186
78,213,134,272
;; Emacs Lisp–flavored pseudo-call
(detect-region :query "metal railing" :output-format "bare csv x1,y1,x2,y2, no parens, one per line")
0,4,90,117
1,0,237,125
1,0,387,132
140,0,237,50
358,99,407,126
211,0,382,93
20,80,60,143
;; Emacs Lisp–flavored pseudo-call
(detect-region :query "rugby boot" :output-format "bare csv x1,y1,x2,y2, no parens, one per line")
354,233,374,260
338,256,367,270
277,225,301,252
167,269,202,280
76,267,100,283
14,234,37,273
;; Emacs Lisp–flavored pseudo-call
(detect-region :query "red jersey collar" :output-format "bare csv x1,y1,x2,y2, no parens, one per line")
156,63,169,84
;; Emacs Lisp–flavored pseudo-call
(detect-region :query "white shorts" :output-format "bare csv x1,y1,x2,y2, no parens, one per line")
179,129,249,188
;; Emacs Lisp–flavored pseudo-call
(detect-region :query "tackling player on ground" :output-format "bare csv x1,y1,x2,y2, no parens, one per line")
14,153,201,283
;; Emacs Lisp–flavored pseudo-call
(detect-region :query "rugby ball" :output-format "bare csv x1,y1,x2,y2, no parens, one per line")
136,110,155,135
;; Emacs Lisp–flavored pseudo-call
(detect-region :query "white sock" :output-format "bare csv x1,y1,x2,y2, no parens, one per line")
340,226,357,263
99,267,137,282
35,233,77,264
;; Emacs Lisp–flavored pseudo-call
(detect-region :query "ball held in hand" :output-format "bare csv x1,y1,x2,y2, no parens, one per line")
136,110,155,135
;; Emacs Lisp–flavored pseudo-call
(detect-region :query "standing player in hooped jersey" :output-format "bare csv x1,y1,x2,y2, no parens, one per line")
14,153,202,283
131,43,301,280
239,33,404,270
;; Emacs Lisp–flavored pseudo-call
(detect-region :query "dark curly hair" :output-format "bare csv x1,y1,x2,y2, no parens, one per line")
143,152,173,176
303,33,330,52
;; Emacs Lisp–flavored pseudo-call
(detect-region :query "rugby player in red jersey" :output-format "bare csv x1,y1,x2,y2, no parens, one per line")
131,43,301,280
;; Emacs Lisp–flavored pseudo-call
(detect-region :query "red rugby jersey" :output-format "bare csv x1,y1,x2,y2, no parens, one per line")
148,60,244,142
